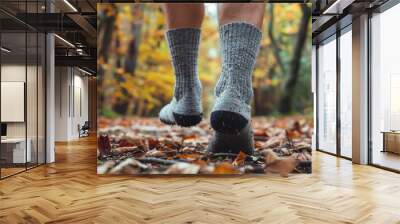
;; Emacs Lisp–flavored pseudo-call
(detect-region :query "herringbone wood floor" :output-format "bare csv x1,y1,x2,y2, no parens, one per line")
1,136,400,224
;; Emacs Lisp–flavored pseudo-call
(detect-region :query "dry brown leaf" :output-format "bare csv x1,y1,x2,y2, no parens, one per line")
118,139,135,147
262,149,298,177
111,146,140,154
98,135,111,156
280,148,291,156
191,159,214,174
262,149,279,164
165,162,200,174
108,158,148,174
290,120,301,132
253,129,268,137
181,147,197,153
123,135,144,147
98,117,313,175
263,137,281,149
145,149,166,157
183,134,197,140
213,162,239,174
266,157,298,177
287,130,301,139
97,160,115,174
177,153,202,161
119,118,132,127
254,141,264,149
232,151,247,167
147,138,160,148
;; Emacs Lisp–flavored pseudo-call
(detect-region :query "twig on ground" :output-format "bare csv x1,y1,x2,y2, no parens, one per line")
137,157,178,165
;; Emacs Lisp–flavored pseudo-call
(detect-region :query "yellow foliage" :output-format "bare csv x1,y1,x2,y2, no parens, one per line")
99,3,309,116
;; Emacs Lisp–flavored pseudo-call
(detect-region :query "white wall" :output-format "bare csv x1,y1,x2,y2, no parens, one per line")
55,67,69,141
54,67,89,141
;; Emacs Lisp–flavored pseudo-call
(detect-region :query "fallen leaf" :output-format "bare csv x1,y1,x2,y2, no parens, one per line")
253,129,268,137
254,141,264,149
98,135,111,156
177,153,202,161
289,120,301,132
119,118,132,127
262,149,298,177
118,139,135,147
112,146,141,154
97,160,115,174
180,147,197,153
263,137,281,149
165,162,200,174
98,117,313,175
109,158,148,174
232,151,247,167
287,130,301,139
213,162,239,174
266,157,298,177
145,149,166,157
147,138,160,149
183,134,197,140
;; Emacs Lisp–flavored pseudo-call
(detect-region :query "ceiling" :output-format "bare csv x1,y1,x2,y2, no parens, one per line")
312,0,390,43
0,0,97,74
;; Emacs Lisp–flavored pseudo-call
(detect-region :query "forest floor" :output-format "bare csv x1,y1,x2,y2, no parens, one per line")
97,116,313,176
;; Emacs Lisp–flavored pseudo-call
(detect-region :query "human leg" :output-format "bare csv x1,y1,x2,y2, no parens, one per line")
159,4,204,127
208,3,265,154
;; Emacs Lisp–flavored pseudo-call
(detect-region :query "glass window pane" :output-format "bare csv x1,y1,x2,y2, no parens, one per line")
1,31,27,177
26,0,40,169
27,31,38,169
371,4,400,171
38,32,45,165
318,36,337,154
340,29,352,158
1,0,46,178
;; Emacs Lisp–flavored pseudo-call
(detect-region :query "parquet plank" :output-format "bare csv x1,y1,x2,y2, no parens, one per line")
0,136,399,223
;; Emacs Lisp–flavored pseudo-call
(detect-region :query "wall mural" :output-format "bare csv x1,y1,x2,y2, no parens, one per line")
97,3,313,176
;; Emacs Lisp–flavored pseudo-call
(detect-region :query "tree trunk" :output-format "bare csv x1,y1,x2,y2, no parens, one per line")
123,5,144,116
98,6,117,115
279,4,311,114
268,5,286,75
124,22,142,74
98,6,116,63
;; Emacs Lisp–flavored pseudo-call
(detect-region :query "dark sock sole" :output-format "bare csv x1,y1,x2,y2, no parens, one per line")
173,112,202,127
210,110,248,134
159,117,176,125
207,122,254,155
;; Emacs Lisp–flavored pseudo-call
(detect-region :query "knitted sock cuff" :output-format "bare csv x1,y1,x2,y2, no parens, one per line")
216,22,262,101
165,28,201,51
219,22,262,55
165,28,201,100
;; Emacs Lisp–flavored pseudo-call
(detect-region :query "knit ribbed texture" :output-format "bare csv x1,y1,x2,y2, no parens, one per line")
215,22,262,104
159,28,202,125
166,28,201,101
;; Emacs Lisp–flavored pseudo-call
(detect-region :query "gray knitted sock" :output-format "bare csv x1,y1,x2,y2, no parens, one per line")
159,28,202,127
211,22,262,134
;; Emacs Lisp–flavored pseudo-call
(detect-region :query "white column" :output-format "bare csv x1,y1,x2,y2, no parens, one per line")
352,14,369,164
45,1,56,163
46,32,55,163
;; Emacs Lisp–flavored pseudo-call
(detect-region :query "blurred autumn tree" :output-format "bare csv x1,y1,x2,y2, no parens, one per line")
98,3,312,118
